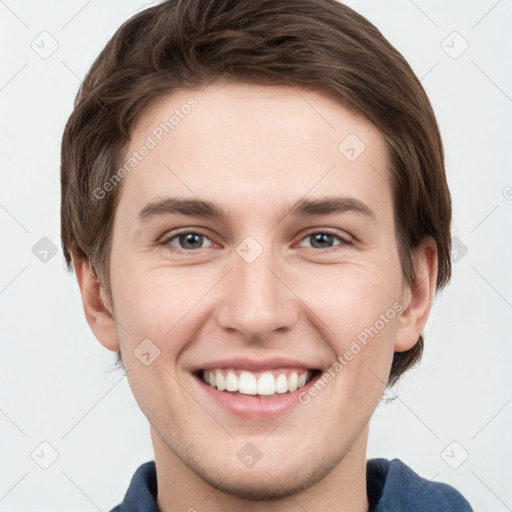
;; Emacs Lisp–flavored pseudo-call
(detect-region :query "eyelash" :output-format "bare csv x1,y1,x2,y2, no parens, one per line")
160,229,352,252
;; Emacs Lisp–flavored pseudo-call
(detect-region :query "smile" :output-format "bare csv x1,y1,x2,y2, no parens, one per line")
191,357,324,418
199,368,320,397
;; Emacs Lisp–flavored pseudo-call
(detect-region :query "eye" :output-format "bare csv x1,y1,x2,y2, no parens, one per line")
297,230,351,250
160,229,351,252
162,231,214,251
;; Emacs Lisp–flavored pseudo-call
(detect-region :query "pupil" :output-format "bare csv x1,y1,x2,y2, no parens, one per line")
181,233,202,249
312,233,333,248
177,233,334,250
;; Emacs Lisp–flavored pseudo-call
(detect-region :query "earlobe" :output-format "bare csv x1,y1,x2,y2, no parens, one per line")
72,253,120,352
394,239,438,352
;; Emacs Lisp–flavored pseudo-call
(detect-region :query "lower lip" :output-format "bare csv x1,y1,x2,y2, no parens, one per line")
193,372,321,419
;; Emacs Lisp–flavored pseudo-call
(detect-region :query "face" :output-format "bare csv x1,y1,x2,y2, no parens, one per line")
93,81,423,499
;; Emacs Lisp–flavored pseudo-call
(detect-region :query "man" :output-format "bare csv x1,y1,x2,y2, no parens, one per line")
60,0,473,510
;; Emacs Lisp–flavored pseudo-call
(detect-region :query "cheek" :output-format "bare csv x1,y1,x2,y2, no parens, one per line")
300,262,403,341
109,259,197,354
297,261,402,402
311,312,399,430
109,259,235,393
109,262,199,424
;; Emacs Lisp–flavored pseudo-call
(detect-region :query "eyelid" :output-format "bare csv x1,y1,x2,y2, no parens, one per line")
160,227,353,252
160,229,216,248
296,228,353,247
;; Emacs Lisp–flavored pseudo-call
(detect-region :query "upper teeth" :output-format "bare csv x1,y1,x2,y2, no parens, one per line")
202,369,311,395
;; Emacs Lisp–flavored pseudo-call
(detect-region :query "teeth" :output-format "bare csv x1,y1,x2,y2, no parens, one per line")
201,368,313,395
275,374,288,393
257,372,275,395
288,372,298,392
239,371,257,395
225,371,238,392
215,370,225,391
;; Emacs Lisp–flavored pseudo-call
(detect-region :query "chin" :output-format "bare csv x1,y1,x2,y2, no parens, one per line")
190,451,341,501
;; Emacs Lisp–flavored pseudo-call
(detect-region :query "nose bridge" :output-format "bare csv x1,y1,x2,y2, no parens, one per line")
215,238,298,340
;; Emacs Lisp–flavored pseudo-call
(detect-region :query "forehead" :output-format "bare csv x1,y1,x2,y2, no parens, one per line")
115,80,392,228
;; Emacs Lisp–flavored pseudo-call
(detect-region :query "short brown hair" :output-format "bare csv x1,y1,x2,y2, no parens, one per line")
60,0,451,387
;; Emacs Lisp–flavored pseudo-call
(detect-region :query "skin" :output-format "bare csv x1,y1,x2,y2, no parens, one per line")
73,80,437,512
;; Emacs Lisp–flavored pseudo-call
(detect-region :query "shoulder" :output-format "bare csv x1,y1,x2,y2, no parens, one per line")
108,460,160,512
367,458,473,512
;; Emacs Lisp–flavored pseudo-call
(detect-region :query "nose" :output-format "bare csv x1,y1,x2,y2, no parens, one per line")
214,244,299,343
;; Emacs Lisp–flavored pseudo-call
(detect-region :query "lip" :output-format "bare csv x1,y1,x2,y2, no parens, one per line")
192,368,322,420
190,356,318,373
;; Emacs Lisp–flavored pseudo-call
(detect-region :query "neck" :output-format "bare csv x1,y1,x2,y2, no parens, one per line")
152,426,370,512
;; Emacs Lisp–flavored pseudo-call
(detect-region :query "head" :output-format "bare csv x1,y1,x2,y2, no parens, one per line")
61,0,451,501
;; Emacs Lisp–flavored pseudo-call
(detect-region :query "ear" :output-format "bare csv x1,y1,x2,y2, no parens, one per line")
394,238,438,352
72,253,120,352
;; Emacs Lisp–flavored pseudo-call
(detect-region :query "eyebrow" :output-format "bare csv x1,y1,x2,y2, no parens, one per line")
137,195,375,223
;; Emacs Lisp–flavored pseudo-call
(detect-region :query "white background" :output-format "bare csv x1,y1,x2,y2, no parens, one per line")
1,1,511,510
